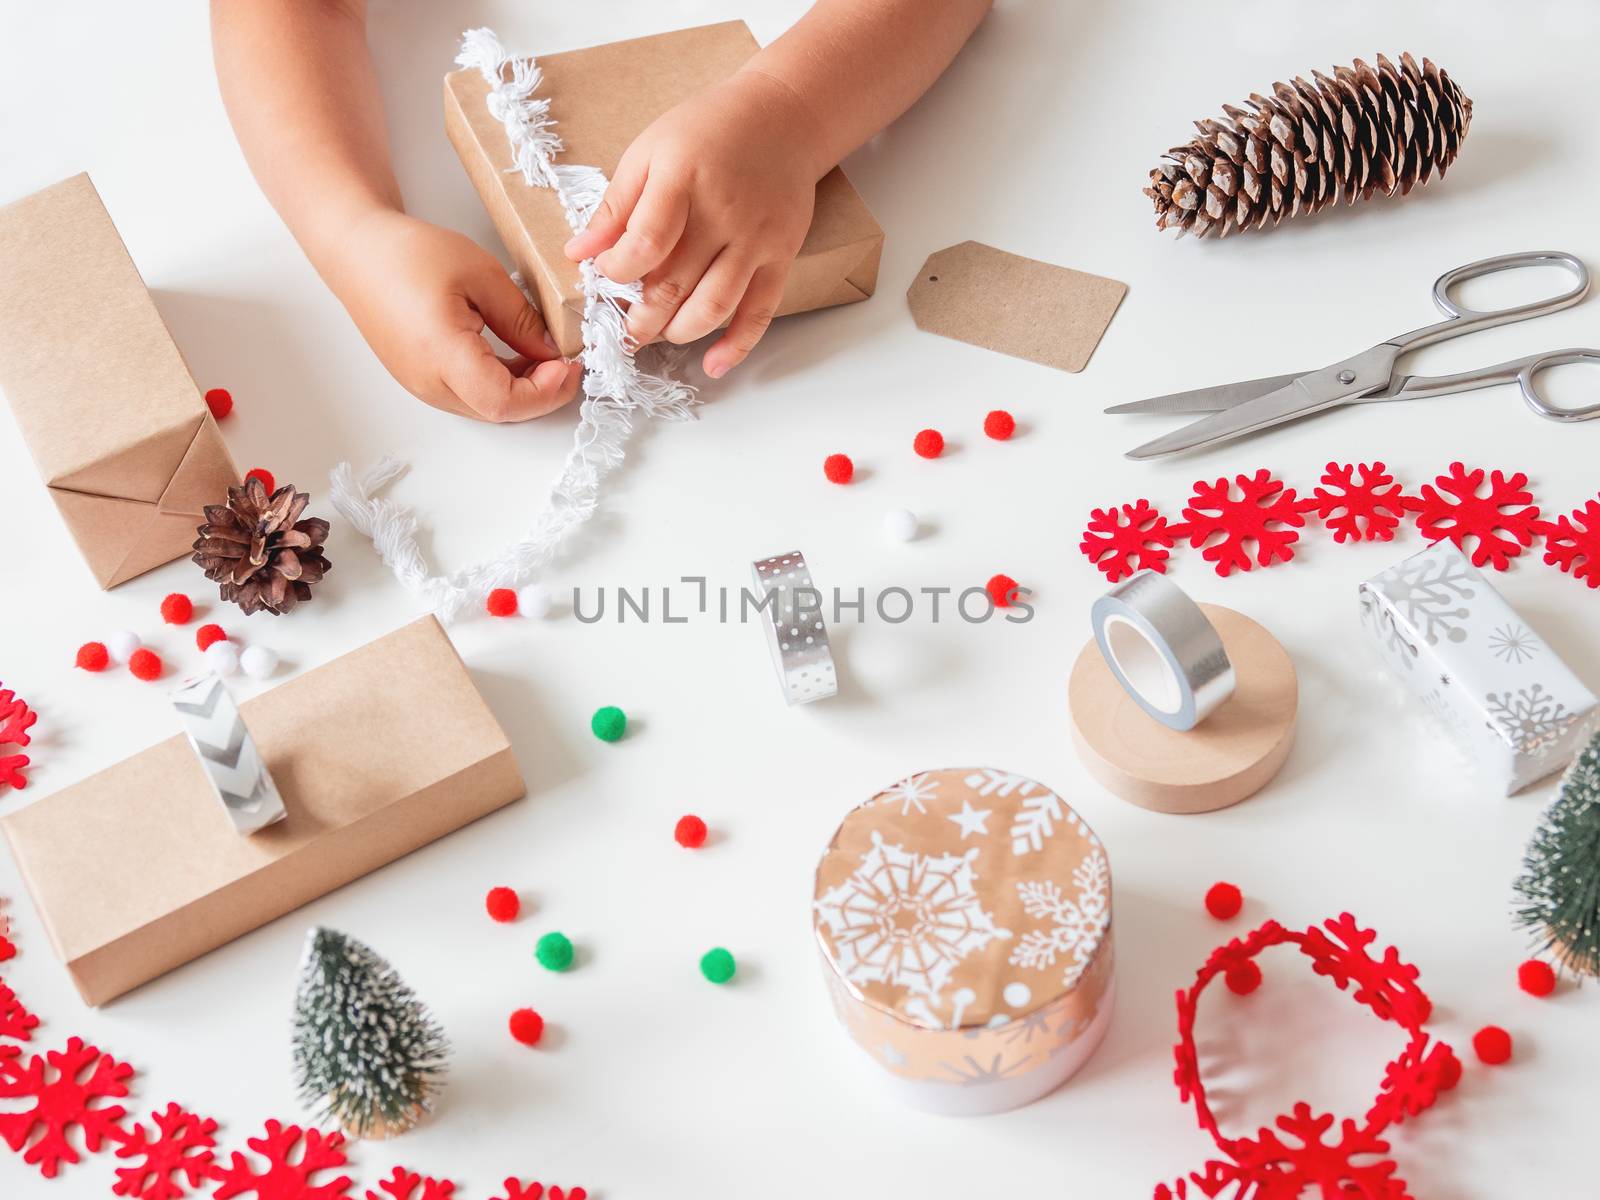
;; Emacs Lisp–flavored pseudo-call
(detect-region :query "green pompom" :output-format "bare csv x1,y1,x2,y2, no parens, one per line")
535,931,575,972
699,947,736,985
590,705,627,742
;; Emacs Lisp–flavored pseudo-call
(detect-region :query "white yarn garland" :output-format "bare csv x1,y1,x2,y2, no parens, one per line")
329,27,696,623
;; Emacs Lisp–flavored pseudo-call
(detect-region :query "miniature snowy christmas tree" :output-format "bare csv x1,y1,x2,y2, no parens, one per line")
291,927,449,1138
1515,728,1600,976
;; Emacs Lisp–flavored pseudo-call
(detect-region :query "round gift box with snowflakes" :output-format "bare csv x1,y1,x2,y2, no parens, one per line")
811,767,1114,1116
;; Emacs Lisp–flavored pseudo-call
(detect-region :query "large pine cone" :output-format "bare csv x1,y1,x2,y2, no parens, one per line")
192,477,332,615
1146,53,1472,238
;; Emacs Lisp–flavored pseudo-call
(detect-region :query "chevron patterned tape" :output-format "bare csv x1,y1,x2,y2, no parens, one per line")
171,673,287,834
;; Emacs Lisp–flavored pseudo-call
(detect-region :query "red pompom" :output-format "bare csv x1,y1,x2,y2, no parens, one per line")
75,642,109,672
674,814,708,849
245,467,275,494
486,588,518,617
983,410,1015,440
985,573,1020,608
1224,960,1262,995
1472,1025,1513,1065
128,649,163,682
160,593,194,625
196,624,227,651
823,453,854,484
1437,1049,1463,1091
509,1007,545,1046
913,429,945,459
204,388,234,419
485,886,520,923
1517,959,1556,997
1205,882,1242,920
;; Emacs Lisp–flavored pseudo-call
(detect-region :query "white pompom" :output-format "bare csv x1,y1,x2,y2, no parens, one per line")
883,509,919,543
517,582,554,619
204,640,240,676
107,630,141,664
240,644,279,680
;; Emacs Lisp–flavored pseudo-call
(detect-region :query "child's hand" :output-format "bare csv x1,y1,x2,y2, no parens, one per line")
563,71,823,378
332,210,583,421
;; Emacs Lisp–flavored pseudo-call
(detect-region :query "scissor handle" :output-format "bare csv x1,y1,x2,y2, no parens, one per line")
1390,251,1591,353
1519,348,1600,422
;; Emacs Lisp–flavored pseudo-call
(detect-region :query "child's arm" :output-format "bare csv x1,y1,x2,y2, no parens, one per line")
566,0,993,378
211,0,581,422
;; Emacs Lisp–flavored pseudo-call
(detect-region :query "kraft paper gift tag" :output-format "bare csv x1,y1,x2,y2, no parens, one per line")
907,241,1127,372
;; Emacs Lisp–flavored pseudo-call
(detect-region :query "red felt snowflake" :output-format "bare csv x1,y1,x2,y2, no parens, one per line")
489,1180,588,1200
1180,469,1307,576
1404,461,1540,570
0,683,37,791
0,1035,133,1178
1536,495,1600,588
1308,461,1408,543
1157,913,1456,1200
0,980,39,1044
1079,500,1182,581
113,1103,219,1200
211,1120,353,1200
365,1165,455,1200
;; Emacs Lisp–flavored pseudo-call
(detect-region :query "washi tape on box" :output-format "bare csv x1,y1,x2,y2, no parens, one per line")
751,550,837,705
171,673,286,834
812,767,1113,1115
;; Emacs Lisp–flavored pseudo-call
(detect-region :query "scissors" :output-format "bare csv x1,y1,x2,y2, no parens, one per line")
1109,251,1600,460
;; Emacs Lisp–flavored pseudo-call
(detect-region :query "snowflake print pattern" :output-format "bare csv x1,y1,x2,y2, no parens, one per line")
814,832,1011,1006
1485,684,1574,756
1008,851,1110,989
1369,548,1475,658
111,1103,219,1200
962,769,1081,857
0,1036,132,1178
1405,461,1540,570
1309,461,1408,543
937,1050,1034,1087
1488,623,1540,664
876,772,940,816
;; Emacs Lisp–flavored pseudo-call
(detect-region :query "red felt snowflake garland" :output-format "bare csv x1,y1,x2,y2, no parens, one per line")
210,1120,353,1200
1536,495,1600,588
364,1165,456,1200
0,1036,133,1178
1309,461,1409,543
0,682,38,791
0,980,39,1045
112,1103,219,1200
1405,461,1540,570
1157,913,1458,1200
1079,500,1181,582
1179,469,1307,576
489,1181,587,1200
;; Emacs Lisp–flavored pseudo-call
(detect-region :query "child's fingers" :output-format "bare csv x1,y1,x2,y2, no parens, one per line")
471,267,561,362
564,149,649,262
703,263,789,378
438,330,582,423
623,235,721,346
660,248,759,345
589,177,690,284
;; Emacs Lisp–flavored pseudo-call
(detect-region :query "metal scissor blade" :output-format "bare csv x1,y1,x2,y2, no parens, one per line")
1105,372,1306,415
1124,346,1400,460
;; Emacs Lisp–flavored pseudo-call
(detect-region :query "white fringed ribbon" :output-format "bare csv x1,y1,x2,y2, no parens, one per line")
329,27,697,623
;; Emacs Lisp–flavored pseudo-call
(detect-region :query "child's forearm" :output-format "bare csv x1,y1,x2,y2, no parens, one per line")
744,0,993,177
211,0,398,279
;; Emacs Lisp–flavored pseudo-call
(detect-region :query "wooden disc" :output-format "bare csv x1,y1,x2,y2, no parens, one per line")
1068,604,1297,814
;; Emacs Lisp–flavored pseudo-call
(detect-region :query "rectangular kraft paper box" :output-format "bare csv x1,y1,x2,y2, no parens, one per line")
1358,541,1599,795
0,173,239,588
0,617,526,1006
444,20,885,357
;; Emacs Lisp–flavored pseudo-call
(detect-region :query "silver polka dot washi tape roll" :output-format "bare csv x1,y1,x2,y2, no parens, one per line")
752,550,838,705
171,673,287,835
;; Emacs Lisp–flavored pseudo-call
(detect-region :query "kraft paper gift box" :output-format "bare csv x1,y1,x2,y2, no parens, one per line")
1359,542,1599,794
445,20,885,357
0,173,240,588
0,617,525,1006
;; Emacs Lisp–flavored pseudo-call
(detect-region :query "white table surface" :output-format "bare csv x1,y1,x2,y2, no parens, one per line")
4,2,1600,1196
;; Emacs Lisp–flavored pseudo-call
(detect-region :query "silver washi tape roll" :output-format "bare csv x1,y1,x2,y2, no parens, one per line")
1090,570,1235,731
171,673,287,834
751,550,838,705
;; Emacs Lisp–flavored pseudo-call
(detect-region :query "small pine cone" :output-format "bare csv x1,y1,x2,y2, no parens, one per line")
192,476,332,615
1146,53,1472,238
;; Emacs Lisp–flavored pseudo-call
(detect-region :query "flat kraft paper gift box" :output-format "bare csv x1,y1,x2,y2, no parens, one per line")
445,20,885,357
0,173,239,588
0,617,525,1006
